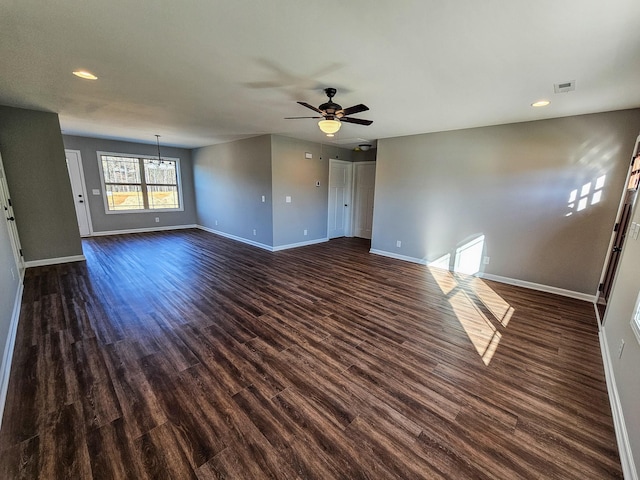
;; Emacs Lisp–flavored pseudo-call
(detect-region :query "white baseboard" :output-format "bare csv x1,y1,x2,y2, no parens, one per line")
24,254,86,268
0,281,24,431
369,248,594,302
197,225,329,252
90,224,197,237
369,249,427,265
479,273,596,302
197,225,273,251
599,329,638,480
273,238,328,252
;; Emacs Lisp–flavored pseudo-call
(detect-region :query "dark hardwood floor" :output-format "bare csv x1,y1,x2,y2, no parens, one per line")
0,229,622,479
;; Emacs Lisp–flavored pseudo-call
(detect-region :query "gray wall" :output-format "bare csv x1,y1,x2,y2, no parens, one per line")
271,135,354,247
602,189,640,473
63,135,196,233
0,106,82,261
372,109,640,295
193,135,274,246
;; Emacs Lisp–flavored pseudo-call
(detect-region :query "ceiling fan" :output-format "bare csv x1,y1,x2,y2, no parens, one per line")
285,87,373,136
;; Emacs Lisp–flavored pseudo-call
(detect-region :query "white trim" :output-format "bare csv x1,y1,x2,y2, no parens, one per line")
90,224,197,237
478,273,596,302
272,237,328,252
369,248,594,301
197,225,273,251
24,255,86,268
370,248,427,265
0,282,24,431
96,150,184,215
197,225,329,252
599,328,638,480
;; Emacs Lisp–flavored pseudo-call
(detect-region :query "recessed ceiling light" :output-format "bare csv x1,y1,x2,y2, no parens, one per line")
531,100,550,107
72,70,98,80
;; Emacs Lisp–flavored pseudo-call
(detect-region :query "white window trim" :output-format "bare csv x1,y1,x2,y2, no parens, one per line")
96,151,185,215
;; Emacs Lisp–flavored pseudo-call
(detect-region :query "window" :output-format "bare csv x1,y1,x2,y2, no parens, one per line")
97,152,183,213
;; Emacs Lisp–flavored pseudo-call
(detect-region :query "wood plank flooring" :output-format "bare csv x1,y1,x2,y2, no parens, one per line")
0,229,622,479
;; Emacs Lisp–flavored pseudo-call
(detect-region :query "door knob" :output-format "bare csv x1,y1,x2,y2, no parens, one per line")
79,200,84,203
6,216,14,221
613,246,622,253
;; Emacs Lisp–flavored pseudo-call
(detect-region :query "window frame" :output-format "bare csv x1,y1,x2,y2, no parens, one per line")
96,151,184,214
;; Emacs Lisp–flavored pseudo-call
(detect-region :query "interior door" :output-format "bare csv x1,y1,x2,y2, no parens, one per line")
65,150,92,237
328,159,353,239
0,152,24,277
353,162,376,239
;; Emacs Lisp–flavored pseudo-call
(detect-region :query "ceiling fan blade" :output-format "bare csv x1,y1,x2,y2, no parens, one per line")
341,117,373,126
284,116,323,119
297,101,323,114
342,104,369,116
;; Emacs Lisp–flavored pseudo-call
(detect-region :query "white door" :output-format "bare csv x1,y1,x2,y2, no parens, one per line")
0,152,24,277
353,162,376,239
65,150,92,237
328,159,353,239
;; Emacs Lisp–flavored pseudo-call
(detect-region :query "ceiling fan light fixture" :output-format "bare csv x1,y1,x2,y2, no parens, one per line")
318,119,341,134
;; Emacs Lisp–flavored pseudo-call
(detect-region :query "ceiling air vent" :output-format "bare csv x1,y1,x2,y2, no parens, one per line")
554,80,575,93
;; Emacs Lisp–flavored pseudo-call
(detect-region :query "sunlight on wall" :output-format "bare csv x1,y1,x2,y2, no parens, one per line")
454,235,485,275
566,175,606,216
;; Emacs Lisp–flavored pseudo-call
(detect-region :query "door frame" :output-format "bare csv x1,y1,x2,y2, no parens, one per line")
596,133,640,321
0,152,24,278
352,161,376,239
327,158,354,239
65,149,93,237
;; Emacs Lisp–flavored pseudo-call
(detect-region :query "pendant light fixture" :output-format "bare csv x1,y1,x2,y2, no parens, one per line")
155,134,165,168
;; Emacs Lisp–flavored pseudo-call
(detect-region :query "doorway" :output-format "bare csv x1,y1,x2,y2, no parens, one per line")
353,162,376,239
0,152,24,278
65,150,92,237
328,159,353,239
598,134,640,322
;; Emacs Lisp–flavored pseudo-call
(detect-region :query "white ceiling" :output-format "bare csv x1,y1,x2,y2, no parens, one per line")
1,0,639,149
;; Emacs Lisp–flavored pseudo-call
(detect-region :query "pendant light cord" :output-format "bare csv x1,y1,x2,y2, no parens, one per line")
155,134,162,163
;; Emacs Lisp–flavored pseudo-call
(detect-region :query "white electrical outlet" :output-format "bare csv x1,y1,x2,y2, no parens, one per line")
261,195,265,203
253,229,257,236
10,267,15,281
618,339,625,358
155,217,159,223
483,256,490,264
304,229,308,236
396,240,402,248
215,220,218,226
92,188,101,195
286,196,292,203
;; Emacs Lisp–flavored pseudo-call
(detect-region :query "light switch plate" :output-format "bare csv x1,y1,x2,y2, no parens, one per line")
305,152,312,159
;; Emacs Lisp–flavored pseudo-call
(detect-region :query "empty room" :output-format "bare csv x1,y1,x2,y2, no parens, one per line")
1,1,640,479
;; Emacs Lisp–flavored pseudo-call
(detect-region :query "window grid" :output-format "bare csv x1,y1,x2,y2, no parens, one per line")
99,154,181,213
